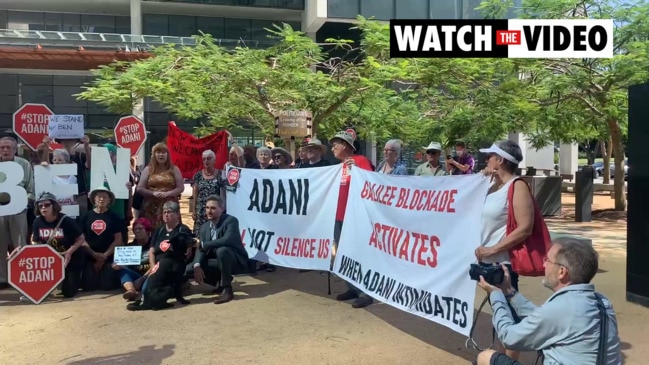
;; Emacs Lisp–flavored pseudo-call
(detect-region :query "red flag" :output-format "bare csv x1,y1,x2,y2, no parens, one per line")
167,122,229,179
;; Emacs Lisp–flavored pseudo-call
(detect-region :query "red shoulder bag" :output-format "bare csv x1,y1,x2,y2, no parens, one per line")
506,178,552,276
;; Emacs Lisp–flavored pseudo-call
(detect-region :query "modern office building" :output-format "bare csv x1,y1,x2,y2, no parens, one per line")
0,0,486,156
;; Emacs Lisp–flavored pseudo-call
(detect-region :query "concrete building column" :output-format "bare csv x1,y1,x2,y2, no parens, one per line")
303,0,327,33
130,0,142,35
559,142,579,177
508,132,555,171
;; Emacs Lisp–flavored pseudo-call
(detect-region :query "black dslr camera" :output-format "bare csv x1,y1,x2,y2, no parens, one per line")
469,264,504,286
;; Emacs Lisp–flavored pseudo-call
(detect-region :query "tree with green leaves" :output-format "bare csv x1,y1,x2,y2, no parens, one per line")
77,22,424,145
476,0,649,210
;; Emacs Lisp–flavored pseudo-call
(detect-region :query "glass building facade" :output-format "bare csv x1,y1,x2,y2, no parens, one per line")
0,8,301,142
148,0,304,10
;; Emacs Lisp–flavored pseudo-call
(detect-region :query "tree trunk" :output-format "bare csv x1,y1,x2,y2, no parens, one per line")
585,140,600,165
608,119,626,211
601,138,611,184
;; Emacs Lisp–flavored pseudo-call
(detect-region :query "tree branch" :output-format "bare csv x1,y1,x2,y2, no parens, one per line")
313,86,371,126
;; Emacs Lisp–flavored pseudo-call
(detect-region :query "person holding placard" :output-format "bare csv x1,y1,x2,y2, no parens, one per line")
31,192,85,298
40,149,78,217
136,143,184,229
112,217,153,301
38,136,91,217
79,187,123,292
329,130,375,309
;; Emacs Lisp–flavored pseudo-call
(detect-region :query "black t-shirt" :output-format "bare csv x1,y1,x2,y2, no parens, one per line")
32,213,85,269
298,159,331,168
80,209,122,253
32,213,83,252
151,223,193,261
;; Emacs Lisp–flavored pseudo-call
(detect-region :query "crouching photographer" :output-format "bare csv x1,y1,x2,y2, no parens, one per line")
475,238,621,365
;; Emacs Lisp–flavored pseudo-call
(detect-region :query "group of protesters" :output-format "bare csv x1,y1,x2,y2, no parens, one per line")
0,128,623,364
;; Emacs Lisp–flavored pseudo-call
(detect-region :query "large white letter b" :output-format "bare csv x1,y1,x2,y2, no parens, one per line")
0,161,28,216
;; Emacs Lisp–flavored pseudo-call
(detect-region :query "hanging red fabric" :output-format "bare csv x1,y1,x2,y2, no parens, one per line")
506,178,552,276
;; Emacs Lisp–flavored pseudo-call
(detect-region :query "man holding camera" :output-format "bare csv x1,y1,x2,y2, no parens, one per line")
476,238,621,365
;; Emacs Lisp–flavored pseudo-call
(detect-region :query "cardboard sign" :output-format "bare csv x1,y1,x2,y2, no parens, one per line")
48,115,84,140
275,110,312,138
114,246,143,266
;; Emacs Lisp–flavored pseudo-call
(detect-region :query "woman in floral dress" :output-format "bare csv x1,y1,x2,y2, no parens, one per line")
136,143,184,228
191,150,223,235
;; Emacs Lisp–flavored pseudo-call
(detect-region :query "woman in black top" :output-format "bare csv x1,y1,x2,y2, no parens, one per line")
31,192,85,298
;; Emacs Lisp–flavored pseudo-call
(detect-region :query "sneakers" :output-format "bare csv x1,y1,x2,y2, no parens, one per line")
335,290,359,301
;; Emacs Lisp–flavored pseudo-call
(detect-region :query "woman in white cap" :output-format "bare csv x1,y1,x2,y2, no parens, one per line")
79,186,123,292
31,192,85,298
415,142,448,176
475,140,536,361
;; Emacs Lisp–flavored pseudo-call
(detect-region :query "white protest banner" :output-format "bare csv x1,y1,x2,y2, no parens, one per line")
34,164,79,217
90,146,130,199
0,161,28,216
226,164,342,271
114,246,143,266
332,170,490,336
48,115,84,140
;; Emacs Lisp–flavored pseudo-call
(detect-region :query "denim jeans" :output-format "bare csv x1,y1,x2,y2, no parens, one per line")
117,267,143,286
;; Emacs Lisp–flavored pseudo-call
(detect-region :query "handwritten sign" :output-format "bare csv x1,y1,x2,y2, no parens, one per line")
275,110,312,138
114,246,143,266
48,115,84,139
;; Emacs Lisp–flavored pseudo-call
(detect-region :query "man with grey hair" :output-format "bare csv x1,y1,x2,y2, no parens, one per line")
476,238,621,365
0,136,34,289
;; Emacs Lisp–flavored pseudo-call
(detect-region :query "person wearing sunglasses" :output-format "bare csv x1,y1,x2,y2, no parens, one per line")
271,147,293,169
31,192,85,298
376,139,408,175
415,142,448,177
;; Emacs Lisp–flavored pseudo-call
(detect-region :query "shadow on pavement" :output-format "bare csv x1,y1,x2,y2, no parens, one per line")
64,344,175,365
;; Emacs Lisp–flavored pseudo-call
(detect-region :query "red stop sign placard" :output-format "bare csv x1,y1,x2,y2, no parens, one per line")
13,103,55,151
114,115,147,155
8,245,65,304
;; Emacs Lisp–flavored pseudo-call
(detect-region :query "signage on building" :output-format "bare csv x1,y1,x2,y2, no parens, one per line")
275,110,312,138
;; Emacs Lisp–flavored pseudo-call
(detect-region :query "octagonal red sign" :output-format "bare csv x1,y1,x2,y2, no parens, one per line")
114,115,147,155
8,245,65,304
13,103,55,151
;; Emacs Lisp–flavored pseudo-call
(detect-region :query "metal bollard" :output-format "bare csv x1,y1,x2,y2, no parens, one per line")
574,166,594,222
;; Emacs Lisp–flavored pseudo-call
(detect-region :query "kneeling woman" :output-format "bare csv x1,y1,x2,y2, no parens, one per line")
31,193,85,297
112,218,153,300
79,187,123,291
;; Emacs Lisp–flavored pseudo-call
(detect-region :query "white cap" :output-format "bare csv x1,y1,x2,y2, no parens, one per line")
479,144,521,164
